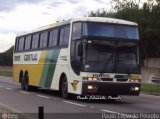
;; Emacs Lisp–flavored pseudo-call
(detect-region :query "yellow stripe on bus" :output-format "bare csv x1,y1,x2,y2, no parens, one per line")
13,51,47,87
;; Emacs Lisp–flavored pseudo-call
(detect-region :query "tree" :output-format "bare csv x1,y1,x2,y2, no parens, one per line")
0,46,13,66
111,0,140,11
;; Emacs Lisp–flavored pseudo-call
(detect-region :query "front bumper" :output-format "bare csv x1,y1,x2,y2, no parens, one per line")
82,82,140,96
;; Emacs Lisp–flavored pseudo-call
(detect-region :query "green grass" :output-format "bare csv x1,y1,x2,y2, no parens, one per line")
141,83,160,95
0,71,12,77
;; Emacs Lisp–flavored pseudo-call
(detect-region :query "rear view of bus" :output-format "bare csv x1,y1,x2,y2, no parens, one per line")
71,17,141,97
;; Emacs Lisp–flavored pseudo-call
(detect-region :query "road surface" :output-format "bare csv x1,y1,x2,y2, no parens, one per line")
0,77,160,119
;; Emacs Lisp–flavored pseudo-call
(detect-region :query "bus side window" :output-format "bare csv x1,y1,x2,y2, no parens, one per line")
49,29,58,47
59,26,70,46
64,26,70,45
40,31,48,48
59,28,65,46
18,37,25,51
15,38,19,51
32,33,39,49
25,35,32,50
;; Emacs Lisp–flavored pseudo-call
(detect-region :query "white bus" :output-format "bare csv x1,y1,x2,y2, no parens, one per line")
13,17,141,98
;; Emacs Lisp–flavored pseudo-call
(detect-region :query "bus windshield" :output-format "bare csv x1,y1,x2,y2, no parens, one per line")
83,22,139,40
84,40,140,74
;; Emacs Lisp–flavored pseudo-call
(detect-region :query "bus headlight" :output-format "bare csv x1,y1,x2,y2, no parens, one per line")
92,77,97,81
83,77,100,81
134,79,140,83
88,77,92,81
130,78,140,83
130,75,141,83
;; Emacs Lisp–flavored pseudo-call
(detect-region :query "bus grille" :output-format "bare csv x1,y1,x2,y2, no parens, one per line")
117,78,128,82
114,75,125,78
101,78,113,81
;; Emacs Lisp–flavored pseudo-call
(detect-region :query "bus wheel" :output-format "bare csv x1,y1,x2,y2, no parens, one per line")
61,76,69,99
21,76,25,90
24,74,30,91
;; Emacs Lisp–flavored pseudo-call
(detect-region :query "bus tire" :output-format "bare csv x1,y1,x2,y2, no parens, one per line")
21,75,25,90
61,76,69,99
24,74,30,91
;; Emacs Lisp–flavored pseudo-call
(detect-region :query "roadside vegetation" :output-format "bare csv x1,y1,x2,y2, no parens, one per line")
0,71,12,77
141,83,160,95
0,46,13,66
0,46,13,77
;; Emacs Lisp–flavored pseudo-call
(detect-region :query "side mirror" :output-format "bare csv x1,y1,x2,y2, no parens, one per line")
78,42,83,57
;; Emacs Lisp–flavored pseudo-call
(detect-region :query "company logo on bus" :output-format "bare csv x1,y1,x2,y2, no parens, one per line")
93,74,110,78
14,55,21,61
24,54,38,61
71,80,79,91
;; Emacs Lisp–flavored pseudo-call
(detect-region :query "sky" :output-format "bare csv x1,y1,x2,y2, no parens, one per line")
0,0,111,52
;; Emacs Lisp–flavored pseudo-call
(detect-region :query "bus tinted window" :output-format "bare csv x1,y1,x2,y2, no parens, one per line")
32,33,39,49
15,38,19,51
72,22,82,39
40,31,48,48
18,37,25,51
25,35,32,50
83,23,139,40
49,29,58,47
59,26,70,46
59,28,65,45
64,26,70,45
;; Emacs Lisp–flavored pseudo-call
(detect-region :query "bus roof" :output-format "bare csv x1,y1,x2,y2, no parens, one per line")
72,17,137,26
17,20,71,37
17,17,138,37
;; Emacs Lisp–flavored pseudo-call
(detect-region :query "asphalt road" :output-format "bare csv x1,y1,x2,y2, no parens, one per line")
0,76,160,119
